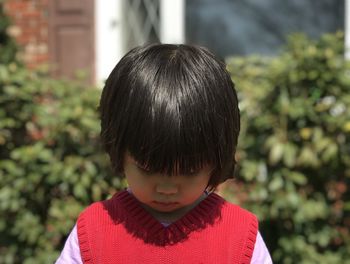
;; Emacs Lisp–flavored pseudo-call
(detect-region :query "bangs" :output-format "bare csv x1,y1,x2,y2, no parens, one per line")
126,98,220,176
128,135,216,176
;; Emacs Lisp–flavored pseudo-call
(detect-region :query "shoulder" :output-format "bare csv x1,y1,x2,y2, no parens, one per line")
211,193,261,263
77,190,127,231
77,200,107,225
79,200,105,216
76,191,127,261
217,193,258,223
78,190,126,218
215,193,259,238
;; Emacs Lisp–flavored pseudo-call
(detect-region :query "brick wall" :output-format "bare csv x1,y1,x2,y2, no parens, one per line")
4,0,49,69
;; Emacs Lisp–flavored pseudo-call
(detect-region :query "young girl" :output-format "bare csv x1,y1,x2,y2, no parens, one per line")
56,44,272,263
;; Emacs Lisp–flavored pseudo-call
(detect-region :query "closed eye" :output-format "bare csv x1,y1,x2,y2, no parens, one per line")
187,169,200,176
135,163,154,174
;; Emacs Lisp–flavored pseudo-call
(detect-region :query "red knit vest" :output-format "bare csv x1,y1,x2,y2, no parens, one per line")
77,190,258,264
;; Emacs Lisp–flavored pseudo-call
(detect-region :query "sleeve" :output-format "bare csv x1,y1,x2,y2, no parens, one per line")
250,231,273,264
55,224,83,264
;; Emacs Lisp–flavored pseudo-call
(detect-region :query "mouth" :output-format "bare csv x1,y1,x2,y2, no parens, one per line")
152,201,179,207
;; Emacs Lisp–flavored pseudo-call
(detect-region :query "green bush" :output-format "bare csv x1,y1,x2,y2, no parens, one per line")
0,64,123,263
225,31,350,263
0,7,122,262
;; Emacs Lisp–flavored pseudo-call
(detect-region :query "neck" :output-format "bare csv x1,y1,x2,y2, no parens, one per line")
140,193,208,223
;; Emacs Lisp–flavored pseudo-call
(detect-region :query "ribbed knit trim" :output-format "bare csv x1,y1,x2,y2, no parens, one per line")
77,212,93,264
110,190,225,246
239,212,258,264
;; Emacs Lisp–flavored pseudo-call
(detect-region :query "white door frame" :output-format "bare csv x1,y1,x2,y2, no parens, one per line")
160,0,185,44
95,0,124,85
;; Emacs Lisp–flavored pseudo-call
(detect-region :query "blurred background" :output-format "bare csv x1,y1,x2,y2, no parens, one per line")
0,0,349,263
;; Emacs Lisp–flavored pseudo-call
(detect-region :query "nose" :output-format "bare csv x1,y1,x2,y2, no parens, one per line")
156,181,178,195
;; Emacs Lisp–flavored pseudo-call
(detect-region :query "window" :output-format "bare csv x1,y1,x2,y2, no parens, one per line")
122,0,161,50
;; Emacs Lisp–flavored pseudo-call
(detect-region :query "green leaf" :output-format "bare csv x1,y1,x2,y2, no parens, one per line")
288,171,307,185
269,143,284,165
268,174,284,191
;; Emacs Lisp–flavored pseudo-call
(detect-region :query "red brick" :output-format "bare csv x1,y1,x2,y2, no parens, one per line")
35,54,49,63
23,10,41,19
4,0,54,68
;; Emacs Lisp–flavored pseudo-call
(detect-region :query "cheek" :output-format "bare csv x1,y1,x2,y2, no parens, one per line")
182,176,210,194
126,177,153,203
127,174,148,191
196,173,211,186
126,173,155,196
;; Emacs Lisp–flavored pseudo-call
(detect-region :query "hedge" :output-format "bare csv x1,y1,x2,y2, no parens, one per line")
225,31,350,263
0,64,124,263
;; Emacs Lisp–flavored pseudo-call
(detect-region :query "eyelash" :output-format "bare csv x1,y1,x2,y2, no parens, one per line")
187,170,200,176
136,164,153,174
135,162,200,176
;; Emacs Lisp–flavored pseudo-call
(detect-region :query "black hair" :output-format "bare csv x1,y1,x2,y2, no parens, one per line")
99,43,240,189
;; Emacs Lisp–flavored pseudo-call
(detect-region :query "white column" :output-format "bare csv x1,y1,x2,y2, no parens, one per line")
160,0,185,44
346,0,350,59
95,0,124,86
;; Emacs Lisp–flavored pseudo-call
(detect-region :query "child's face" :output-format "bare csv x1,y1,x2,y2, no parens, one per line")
123,154,212,219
